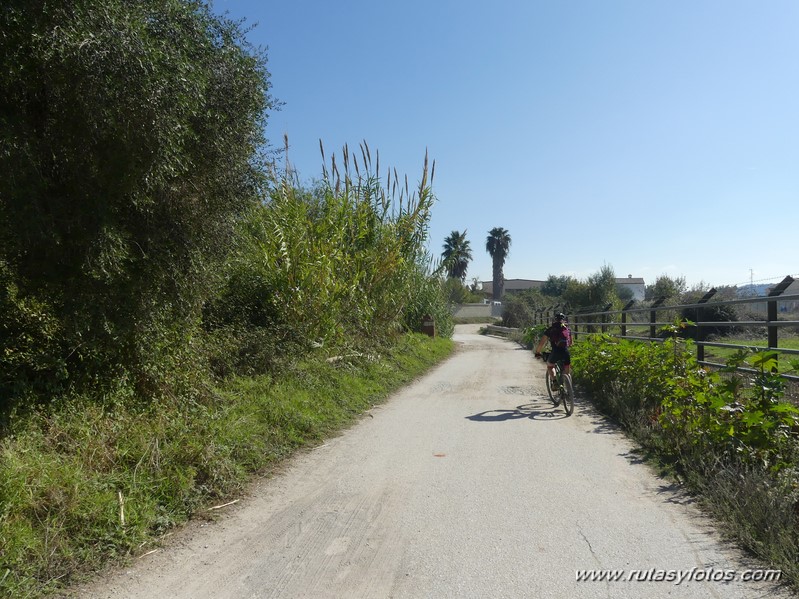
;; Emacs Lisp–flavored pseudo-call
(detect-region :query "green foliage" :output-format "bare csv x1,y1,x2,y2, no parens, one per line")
645,274,687,301
522,324,547,348
541,275,573,297
0,3,456,596
572,335,799,586
573,336,799,471
562,278,591,309
558,265,627,312
0,0,274,407
572,335,686,427
485,227,511,300
400,260,455,339
500,289,546,328
679,302,740,339
616,284,634,302
658,350,799,472
441,230,473,282
443,278,482,304
585,264,620,309
535,266,645,313
203,145,451,376
0,334,453,598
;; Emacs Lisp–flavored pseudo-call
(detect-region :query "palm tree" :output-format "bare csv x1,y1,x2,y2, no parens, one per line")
441,230,472,282
485,227,511,300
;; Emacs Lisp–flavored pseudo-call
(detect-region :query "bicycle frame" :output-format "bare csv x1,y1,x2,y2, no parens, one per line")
540,351,574,416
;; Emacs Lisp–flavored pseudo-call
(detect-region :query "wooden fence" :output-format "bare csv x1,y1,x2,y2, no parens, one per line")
535,276,799,381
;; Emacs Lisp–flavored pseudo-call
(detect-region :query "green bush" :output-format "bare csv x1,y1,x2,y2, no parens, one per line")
202,148,452,374
678,303,740,339
521,324,546,349
500,289,545,328
571,335,799,585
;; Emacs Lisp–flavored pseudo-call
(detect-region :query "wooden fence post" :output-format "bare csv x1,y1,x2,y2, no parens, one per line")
695,288,717,364
767,276,795,371
650,297,666,339
621,300,635,338
600,303,612,334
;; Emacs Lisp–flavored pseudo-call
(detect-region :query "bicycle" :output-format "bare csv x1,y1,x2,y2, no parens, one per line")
538,351,574,416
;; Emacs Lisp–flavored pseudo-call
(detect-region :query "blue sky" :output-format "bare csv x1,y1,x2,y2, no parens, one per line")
217,0,799,289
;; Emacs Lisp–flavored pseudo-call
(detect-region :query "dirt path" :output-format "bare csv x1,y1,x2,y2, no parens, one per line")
73,325,793,598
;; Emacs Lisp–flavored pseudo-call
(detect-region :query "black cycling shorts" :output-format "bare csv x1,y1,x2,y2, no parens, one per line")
547,345,570,366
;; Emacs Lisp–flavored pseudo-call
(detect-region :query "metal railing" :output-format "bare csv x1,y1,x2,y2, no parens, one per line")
550,276,799,381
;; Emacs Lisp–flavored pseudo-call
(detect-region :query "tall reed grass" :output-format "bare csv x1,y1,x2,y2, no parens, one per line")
203,140,452,375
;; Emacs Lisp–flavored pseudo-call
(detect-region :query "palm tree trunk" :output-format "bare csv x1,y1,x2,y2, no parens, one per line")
492,263,503,300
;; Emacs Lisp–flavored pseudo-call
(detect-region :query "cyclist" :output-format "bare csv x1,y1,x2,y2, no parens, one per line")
534,313,572,383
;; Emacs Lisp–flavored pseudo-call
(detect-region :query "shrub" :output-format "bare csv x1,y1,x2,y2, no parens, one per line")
678,302,740,339
202,146,452,374
500,289,545,328
571,335,799,586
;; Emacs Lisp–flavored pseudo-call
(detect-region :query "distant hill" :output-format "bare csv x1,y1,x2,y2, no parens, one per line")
736,284,772,297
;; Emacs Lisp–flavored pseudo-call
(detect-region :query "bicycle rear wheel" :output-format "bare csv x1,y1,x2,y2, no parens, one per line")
544,364,561,407
545,367,558,405
561,373,574,416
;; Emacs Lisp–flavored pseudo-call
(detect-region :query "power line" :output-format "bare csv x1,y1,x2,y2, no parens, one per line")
734,273,799,287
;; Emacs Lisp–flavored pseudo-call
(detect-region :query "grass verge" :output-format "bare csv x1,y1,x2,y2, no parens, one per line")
0,333,453,599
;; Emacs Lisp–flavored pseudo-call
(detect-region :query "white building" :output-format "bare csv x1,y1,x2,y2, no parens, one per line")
615,275,646,302
480,279,545,298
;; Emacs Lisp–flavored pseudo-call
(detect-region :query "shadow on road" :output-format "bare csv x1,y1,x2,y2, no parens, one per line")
466,398,570,422
575,408,624,436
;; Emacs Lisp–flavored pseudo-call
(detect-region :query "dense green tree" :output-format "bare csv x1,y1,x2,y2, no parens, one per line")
586,264,619,308
485,227,511,300
560,265,625,311
501,288,545,328
541,275,573,297
441,230,473,282
443,278,482,304
645,274,687,301
0,0,275,403
616,284,635,302
562,278,591,310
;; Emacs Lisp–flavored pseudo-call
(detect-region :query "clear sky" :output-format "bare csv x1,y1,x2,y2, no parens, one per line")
216,0,799,290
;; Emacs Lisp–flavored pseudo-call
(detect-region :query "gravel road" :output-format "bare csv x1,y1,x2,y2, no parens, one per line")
75,325,794,599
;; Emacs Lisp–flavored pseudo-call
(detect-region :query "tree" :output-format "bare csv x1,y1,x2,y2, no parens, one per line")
541,275,573,298
485,227,511,300
586,264,618,308
0,0,275,402
645,275,687,301
560,265,622,311
501,288,545,328
616,284,635,302
562,278,591,310
443,278,481,304
441,230,473,282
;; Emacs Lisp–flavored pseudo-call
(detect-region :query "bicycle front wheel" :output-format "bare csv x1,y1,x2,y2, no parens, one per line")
561,373,574,416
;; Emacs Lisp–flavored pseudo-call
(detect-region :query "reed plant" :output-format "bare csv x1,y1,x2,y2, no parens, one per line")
204,140,452,375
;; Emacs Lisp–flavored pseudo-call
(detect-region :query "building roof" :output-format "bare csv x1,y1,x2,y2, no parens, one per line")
616,277,645,285
482,277,646,294
481,279,545,293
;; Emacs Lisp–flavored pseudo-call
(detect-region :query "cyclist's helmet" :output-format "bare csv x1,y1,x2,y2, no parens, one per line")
555,312,566,322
